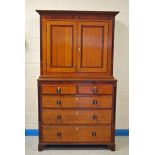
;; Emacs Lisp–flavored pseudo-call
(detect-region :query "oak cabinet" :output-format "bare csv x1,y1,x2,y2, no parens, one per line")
36,10,119,151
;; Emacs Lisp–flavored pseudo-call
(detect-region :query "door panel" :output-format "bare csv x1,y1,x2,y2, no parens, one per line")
46,21,77,72
81,27,103,68
77,21,109,72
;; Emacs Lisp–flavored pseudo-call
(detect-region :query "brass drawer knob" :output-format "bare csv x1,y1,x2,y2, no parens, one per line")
57,87,61,94
57,115,62,119
56,100,61,105
92,100,97,104
93,86,97,93
92,131,96,136
92,115,97,120
57,132,61,137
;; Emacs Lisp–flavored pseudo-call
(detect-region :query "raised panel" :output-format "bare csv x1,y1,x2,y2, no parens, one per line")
50,26,73,67
81,26,103,68
77,21,109,73
46,21,77,72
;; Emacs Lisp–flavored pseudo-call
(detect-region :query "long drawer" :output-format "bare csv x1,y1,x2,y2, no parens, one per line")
42,109,112,124
41,125,111,143
42,95,112,108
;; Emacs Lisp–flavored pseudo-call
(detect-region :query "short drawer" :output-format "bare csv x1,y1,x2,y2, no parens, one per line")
78,84,113,95
42,96,77,108
42,85,76,95
42,109,112,124
42,95,112,108
42,125,111,143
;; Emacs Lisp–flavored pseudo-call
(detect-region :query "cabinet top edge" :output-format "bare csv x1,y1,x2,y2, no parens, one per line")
36,10,119,16
38,77,117,82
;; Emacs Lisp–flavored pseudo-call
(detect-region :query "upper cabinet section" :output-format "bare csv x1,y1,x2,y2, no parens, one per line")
36,10,119,79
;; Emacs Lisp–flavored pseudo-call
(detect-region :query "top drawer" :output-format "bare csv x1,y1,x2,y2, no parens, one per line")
42,85,76,95
78,84,113,95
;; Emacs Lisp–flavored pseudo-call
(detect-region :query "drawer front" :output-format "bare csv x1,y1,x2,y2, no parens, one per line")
42,85,76,94
42,109,112,124
42,96,77,108
42,95,112,108
78,84,113,95
78,96,112,108
42,125,111,143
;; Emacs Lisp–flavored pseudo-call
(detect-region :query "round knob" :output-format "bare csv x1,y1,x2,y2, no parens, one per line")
56,100,61,105
92,115,97,120
57,132,61,137
92,100,97,104
92,131,96,136
57,87,61,94
93,87,97,93
57,115,61,119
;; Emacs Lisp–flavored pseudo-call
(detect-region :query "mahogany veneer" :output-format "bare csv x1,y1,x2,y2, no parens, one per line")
36,10,119,151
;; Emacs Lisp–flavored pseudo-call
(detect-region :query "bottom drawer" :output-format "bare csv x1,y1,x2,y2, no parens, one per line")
41,125,112,143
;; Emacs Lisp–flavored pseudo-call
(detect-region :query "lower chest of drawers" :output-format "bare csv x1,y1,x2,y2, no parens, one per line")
38,80,117,147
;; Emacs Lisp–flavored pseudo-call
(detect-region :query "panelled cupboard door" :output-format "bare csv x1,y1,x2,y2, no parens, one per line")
77,21,109,73
46,21,77,72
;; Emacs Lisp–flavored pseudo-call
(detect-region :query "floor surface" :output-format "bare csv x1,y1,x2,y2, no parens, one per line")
25,136,129,155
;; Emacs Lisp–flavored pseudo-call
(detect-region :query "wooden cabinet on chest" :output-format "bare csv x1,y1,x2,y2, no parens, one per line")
36,10,119,151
